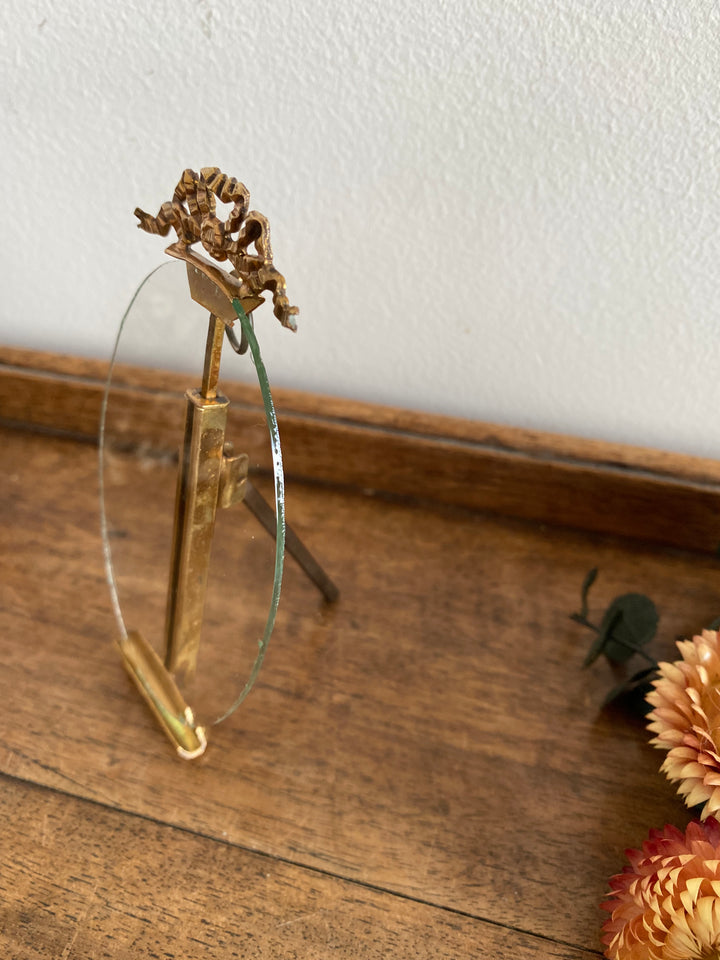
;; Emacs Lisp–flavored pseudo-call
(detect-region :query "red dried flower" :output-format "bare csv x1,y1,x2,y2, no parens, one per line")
602,818,720,959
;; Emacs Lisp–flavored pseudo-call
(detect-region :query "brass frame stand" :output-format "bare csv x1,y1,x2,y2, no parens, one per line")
113,169,337,759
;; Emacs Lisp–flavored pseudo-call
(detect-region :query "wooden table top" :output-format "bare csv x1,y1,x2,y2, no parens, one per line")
1,422,717,958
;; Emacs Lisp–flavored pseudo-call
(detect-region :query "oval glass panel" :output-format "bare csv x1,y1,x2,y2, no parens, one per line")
99,259,284,727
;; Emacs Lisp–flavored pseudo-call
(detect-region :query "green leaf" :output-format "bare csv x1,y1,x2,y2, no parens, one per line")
578,567,598,621
586,593,659,667
583,608,622,667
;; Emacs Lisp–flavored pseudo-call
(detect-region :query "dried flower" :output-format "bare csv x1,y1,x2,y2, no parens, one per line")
602,818,720,960
647,630,720,819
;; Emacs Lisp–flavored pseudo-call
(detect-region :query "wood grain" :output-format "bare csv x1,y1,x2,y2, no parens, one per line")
1,344,718,485
2,346,720,554
2,425,718,954
3,775,601,960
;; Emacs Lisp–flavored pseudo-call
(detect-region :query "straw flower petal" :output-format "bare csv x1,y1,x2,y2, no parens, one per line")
602,818,720,959
647,630,720,819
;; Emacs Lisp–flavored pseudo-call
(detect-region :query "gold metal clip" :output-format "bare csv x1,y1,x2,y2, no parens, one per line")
119,630,207,759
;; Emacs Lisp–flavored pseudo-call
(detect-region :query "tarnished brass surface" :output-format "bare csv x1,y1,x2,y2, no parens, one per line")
182,253,264,326
201,315,225,400
218,449,249,510
135,167,299,330
164,388,229,679
119,630,207,759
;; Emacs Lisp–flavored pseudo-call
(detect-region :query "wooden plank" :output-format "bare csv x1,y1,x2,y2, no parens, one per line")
3,344,720,485
1,775,597,960
1,426,713,952
2,346,720,553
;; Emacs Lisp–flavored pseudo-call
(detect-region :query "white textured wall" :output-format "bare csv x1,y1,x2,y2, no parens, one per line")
2,0,720,456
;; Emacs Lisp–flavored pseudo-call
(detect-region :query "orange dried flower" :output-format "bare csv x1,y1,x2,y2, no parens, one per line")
602,818,720,960
647,629,720,819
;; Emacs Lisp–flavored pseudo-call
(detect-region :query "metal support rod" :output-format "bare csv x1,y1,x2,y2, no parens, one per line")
201,314,225,399
243,481,339,604
164,314,230,678
164,389,229,677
